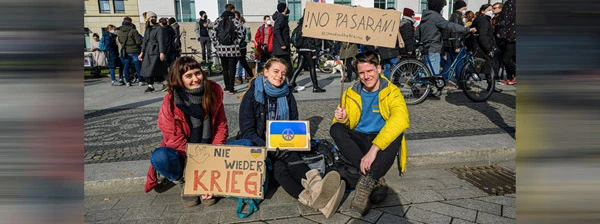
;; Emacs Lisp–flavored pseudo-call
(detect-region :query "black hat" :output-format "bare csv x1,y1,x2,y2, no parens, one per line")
277,3,287,13
454,0,467,11
199,10,206,16
427,0,444,13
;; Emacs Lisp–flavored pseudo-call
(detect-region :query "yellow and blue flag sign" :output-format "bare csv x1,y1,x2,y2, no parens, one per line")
266,120,310,151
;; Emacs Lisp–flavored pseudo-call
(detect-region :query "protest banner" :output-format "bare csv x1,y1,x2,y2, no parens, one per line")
183,144,267,199
302,2,402,48
266,120,310,151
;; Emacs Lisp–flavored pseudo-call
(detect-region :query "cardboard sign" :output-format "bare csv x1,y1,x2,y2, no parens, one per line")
266,120,310,151
183,144,267,199
303,2,402,48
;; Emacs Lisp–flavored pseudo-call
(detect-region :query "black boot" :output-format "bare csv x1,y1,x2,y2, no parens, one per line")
310,68,326,93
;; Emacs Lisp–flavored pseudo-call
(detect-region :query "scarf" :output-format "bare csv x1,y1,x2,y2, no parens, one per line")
253,76,290,120
174,87,211,143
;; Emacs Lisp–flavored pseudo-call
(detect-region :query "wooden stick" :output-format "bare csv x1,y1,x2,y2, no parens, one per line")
340,41,351,107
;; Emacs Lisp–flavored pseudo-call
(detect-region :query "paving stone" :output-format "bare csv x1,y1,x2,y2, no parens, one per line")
304,213,351,224
476,212,516,224
443,199,502,216
404,207,452,224
134,217,179,224
476,196,516,207
400,169,451,179
259,203,301,220
112,193,157,209
84,209,128,223
87,220,133,224
162,203,204,214
451,218,476,224
400,190,445,204
376,213,420,224
433,177,470,188
298,204,322,216
435,188,478,200
219,205,262,224
412,202,477,222
371,190,411,208
341,207,383,223
85,195,119,210
346,218,371,224
120,205,167,220
502,206,516,219
396,179,447,191
504,193,516,198
152,193,184,206
177,211,220,224
373,205,409,217
265,217,316,224
200,197,238,213
338,192,356,212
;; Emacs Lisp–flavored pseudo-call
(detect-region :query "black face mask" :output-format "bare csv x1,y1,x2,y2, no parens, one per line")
150,18,157,25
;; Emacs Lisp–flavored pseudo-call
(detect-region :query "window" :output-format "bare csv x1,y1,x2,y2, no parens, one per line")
420,0,427,13
98,0,110,14
175,0,196,22
374,0,395,9
113,0,125,13
334,0,351,6
217,0,243,15
84,28,91,51
287,0,301,21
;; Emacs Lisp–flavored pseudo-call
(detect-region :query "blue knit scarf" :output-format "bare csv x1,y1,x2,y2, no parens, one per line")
253,76,290,120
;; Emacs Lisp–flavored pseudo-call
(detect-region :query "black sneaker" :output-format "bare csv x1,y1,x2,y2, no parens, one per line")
144,86,155,93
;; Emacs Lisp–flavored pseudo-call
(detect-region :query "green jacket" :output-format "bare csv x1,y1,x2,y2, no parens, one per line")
339,42,359,59
117,24,143,54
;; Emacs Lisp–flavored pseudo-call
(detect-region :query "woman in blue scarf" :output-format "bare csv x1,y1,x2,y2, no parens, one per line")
237,58,345,218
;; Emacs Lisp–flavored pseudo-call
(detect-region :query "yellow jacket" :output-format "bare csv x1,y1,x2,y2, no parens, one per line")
332,75,410,173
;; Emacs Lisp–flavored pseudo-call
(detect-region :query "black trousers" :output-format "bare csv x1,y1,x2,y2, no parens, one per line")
501,41,516,80
343,57,357,81
274,54,293,81
220,57,239,92
271,151,310,199
238,48,254,78
329,123,402,180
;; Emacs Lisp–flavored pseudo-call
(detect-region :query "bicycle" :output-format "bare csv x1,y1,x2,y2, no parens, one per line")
186,46,222,76
292,47,336,73
389,33,495,105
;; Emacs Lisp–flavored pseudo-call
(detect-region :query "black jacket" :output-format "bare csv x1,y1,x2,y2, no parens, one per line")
272,11,290,56
162,25,176,54
239,81,299,146
399,17,416,55
472,15,496,54
416,10,468,54
443,11,464,49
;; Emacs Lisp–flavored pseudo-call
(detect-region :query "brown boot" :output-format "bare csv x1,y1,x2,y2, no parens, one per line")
200,196,217,206
180,185,199,208
351,174,377,215
369,177,389,204
318,180,346,218
298,169,341,210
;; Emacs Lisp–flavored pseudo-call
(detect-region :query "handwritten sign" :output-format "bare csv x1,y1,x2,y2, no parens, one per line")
183,144,266,199
303,2,402,48
266,120,310,151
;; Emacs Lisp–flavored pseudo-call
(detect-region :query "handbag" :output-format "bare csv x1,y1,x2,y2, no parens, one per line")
120,30,133,58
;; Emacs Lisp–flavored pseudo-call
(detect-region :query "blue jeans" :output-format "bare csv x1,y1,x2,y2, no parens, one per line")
109,67,123,82
382,57,400,80
428,53,441,75
226,139,255,146
120,53,142,83
442,49,464,80
235,61,244,79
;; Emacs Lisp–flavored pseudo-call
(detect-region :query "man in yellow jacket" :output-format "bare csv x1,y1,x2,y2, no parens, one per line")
330,51,409,216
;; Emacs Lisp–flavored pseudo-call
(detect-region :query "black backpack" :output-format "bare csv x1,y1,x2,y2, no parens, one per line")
291,25,304,48
217,15,236,45
300,139,361,190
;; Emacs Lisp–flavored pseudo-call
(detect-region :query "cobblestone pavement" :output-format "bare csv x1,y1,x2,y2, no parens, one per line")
84,161,516,224
84,90,515,164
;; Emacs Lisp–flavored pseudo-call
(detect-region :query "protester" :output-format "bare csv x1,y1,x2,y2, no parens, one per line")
118,16,144,86
210,4,244,94
399,8,417,59
234,14,254,84
143,56,228,207
495,0,516,85
442,0,468,79
378,8,402,80
169,17,182,62
90,33,107,67
272,3,293,80
339,42,359,82
255,15,274,72
472,4,504,93
330,51,409,215
159,17,176,70
139,11,168,93
289,16,326,93
238,58,345,218
464,11,475,27
103,25,124,86
195,11,212,62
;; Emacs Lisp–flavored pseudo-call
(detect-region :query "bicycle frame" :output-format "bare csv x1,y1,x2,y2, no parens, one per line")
422,47,471,83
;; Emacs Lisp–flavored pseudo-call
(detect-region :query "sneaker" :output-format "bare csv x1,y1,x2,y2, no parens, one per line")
111,81,124,86
508,77,516,85
126,82,131,87
498,79,511,85
295,86,306,91
139,82,144,86
351,174,377,215
144,86,155,93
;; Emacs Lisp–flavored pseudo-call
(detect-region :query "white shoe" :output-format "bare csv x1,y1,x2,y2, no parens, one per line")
295,86,306,91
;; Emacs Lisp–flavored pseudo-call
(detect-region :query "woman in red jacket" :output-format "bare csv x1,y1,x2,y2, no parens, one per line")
143,56,228,207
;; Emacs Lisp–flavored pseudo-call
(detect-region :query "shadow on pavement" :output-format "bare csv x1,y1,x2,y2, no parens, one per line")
307,116,324,137
84,97,163,119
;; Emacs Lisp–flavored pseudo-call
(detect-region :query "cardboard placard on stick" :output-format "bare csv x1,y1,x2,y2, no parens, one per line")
266,120,310,151
303,2,402,48
183,144,267,199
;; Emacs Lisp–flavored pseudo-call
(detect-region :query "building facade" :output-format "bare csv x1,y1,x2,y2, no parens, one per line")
84,0,141,51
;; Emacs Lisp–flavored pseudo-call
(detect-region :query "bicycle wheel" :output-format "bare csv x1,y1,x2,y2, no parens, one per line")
318,53,336,73
389,59,433,105
460,57,495,102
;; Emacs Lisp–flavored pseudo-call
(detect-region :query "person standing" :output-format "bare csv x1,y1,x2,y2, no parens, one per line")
495,0,516,85
234,13,254,84
289,17,326,93
210,4,244,94
379,8,402,80
159,17,176,69
169,17,182,61
398,8,417,59
255,15,274,72
118,16,143,86
442,0,468,79
195,11,212,62
103,25,124,86
272,3,293,80
138,11,168,93
339,42,359,83
90,33,107,68
464,11,476,28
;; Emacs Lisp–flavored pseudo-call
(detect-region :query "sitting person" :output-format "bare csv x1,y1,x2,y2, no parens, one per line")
143,56,228,207
329,51,409,215
238,58,344,218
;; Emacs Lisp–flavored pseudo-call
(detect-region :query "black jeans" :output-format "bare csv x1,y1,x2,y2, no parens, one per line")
239,48,254,78
501,41,516,80
199,36,212,61
220,57,239,92
271,151,310,199
343,57,357,81
275,54,293,81
329,123,402,180
290,51,316,86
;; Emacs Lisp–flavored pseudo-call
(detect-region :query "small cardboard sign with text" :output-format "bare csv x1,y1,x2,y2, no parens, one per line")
303,2,402,48
183,144,266,199
266,120,310,151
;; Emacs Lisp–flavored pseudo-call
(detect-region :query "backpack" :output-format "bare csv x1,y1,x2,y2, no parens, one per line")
291,25,304,48
216,15,237,45
98,36,107,51
228,157,272,219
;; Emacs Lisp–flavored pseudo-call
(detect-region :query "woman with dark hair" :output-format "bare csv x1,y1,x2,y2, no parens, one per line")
91,33,107,68
138,11,168,93
143,56,228,207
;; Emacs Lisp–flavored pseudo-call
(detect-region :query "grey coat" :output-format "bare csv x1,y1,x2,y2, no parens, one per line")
140,25,167,78
416,10,469,54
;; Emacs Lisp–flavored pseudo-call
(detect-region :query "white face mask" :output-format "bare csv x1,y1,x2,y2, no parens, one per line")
461,10,467,14
485,10,494,17
266,20,272,25
462,18,467,23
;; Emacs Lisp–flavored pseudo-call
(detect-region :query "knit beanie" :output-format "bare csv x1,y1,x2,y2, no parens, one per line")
403,8,415,18
277,3,287,13
454,0,467,11
145,11,157,18
427,0,444,13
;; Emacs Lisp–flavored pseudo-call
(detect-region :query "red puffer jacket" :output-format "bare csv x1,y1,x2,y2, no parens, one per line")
254,24,274,53
144,80,228,192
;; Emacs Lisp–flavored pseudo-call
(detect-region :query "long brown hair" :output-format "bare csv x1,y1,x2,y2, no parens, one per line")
167,56,213,118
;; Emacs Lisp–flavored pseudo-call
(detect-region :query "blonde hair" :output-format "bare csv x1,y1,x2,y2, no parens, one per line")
237,58,289,99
